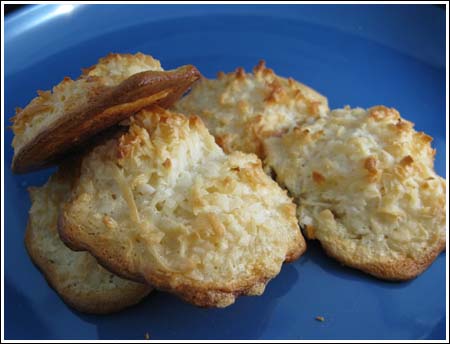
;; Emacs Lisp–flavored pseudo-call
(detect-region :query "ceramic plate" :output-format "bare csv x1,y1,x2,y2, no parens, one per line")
4,4,446,340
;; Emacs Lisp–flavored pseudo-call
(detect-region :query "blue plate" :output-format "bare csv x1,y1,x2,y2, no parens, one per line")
4,4,446,340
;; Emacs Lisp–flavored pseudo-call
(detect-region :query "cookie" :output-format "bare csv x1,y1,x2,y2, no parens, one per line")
264,106,446,280
11,53,200,173
59,107,305,307
25,161,151,314
173,60,328,158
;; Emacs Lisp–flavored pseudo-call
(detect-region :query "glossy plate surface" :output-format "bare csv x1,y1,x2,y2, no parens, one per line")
4,4,446,340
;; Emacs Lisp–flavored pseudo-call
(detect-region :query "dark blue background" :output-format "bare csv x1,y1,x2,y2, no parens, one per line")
4,4,446,340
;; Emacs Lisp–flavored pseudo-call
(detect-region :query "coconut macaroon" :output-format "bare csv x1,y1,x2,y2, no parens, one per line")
25,162,151,314
11,53,200,173
264,106,446,280
59,107,305,307
173,60,329,158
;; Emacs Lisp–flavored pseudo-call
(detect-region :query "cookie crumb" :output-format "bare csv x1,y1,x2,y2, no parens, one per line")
145,332,150,339
315,316,325,322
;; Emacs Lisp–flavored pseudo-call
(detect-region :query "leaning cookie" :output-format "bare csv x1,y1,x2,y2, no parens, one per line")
264,106,446,280
11,52,200,173
173,60,328,158
59,107,305,308
25,161,151,314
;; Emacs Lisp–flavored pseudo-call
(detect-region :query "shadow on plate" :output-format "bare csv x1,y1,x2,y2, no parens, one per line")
423,316,446,340
72,263,299,340
4,279,52,340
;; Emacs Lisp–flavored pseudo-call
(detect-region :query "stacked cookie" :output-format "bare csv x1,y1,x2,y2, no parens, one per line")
12,53,445,314
12,53,307,312
175,63,446,281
